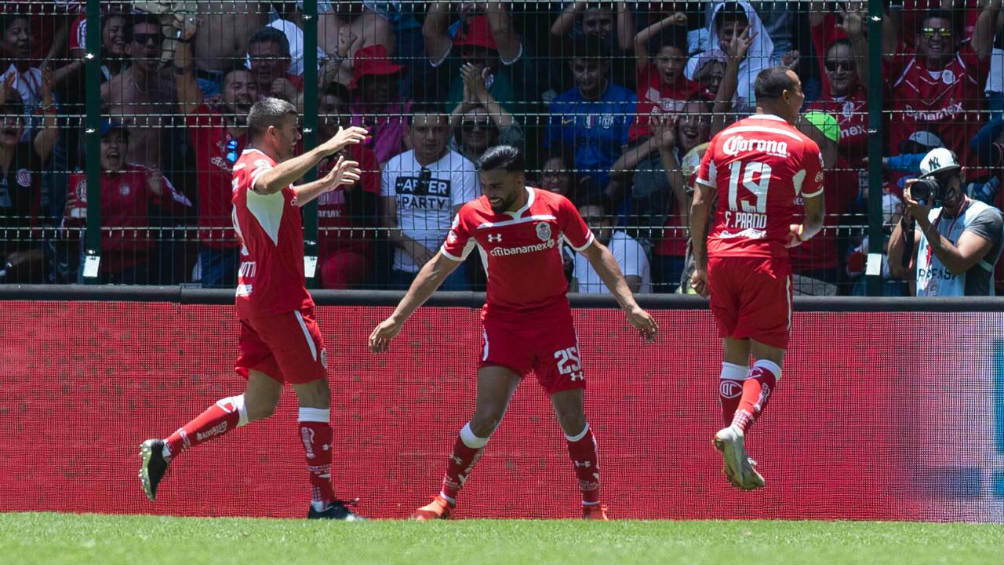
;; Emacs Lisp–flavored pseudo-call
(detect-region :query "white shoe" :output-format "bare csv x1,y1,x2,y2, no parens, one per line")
713,426,764,490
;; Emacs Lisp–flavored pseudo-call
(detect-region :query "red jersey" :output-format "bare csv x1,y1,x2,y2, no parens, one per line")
317,144,380,256
806,85,869,166
629,64,698,142
187,105,247,248
231,149,313,318
440,187,594,316
790,160,858,272
698,114,824,260
65,164,191,272
886,42,989,167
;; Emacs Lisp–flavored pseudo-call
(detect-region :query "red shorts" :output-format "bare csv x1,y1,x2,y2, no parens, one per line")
479,305,585,394
235,308,328,384
707,256,793,349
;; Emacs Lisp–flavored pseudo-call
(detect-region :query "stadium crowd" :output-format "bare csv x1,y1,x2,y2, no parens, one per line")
0,0,1001,294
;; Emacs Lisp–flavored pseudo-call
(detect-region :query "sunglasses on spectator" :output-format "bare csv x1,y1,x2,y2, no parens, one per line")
824,60,855,72
921,27,952,38
132,33,161,45
462,119,494,132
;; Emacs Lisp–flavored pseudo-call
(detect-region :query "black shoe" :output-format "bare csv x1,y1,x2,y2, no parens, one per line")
139,439,169,501
307,498,365,521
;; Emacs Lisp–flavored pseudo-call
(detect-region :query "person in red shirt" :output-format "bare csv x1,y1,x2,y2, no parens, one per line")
316,82,381,289
369,145,659,521
63,122,191,283
689,67,825,490
138,97,368,521
629,14,696,142
175,15,260,287
876,2,1000,168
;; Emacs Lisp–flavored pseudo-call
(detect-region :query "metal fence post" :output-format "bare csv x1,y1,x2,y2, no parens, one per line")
865,0,886,296
82,0,102,283
302,0,320,289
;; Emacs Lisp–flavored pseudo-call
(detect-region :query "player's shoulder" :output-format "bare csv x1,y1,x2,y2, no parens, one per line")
235,149,274,170
529,186,573,211
456,194,491,220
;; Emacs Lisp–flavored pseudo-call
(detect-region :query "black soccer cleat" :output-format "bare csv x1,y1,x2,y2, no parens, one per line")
138,439,169,501
307,498,365,521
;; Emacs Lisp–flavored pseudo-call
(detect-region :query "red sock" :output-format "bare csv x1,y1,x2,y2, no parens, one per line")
440,423,487,502
299,408,337,509
164,395,246,458
566,425,600,505
719,362,748,426
732,361,780,434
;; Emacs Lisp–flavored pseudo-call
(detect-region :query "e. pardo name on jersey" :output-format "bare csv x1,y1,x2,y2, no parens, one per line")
722,135,789,158
724,210,768,230
489,238,556,256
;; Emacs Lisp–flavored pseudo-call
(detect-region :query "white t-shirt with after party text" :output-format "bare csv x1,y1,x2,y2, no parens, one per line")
381,149,479,273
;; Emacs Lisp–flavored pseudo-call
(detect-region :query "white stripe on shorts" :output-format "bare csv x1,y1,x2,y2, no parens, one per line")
294,310,318,361
482,328,489,362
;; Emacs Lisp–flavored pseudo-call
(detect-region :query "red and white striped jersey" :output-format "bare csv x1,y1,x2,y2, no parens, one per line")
231,149,313,318
697,114,824,260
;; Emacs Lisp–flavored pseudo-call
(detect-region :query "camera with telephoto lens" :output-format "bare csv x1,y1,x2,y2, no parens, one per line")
910,177,942,207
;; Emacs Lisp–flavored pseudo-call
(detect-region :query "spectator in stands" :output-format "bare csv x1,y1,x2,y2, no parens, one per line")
316,82,381,289
316,0,394,62
0,71,58,283
63,121,191,284
551,1,634,51
66,10,128,85
550,1,635,86
684,1,774,114
805,23,869,196
630,12,696,142
888,148,1003,296
610,96,711,291
347,44,411,165
100,13,178,170
692,50,727,101
1,13,43,138
572,201,651,293
190,2,266,98
422,1,523,111
545,36,635,205
449,62,522,164
535,147,583,281
874,1,1001,168
790,111,859,293
381,103,478,290
261,2,329,79
175,16,260,287
246,26,302,103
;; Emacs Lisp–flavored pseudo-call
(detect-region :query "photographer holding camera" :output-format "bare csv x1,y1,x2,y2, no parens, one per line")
888,148,1003,296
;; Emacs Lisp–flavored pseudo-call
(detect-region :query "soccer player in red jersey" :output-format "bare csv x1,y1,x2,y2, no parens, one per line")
138,97,369,520
369,145,659,521
688,67,825,490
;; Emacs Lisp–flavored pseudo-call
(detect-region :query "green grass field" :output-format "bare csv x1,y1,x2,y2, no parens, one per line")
0,513,1000,564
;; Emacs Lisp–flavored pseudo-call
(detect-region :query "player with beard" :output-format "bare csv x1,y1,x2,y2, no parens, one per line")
139,98,369,519
175,16,261,287
369,145,659,520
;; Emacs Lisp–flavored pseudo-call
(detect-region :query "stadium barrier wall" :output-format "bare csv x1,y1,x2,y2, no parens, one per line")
1,286,1002,522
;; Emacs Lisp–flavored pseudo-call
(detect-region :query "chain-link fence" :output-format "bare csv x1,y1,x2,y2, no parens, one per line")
0,1,1000,294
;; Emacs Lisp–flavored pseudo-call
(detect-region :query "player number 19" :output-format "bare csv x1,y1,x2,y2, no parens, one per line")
727,161,772,214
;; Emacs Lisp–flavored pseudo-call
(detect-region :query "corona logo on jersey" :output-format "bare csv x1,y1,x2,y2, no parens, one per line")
722,135,789,158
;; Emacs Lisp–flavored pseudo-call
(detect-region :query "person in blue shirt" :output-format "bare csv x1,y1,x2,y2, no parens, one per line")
545,36,636,204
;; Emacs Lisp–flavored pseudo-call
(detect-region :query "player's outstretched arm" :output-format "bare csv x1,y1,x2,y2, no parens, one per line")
254,126,368,195
580,241,659,342
368,252,462,353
